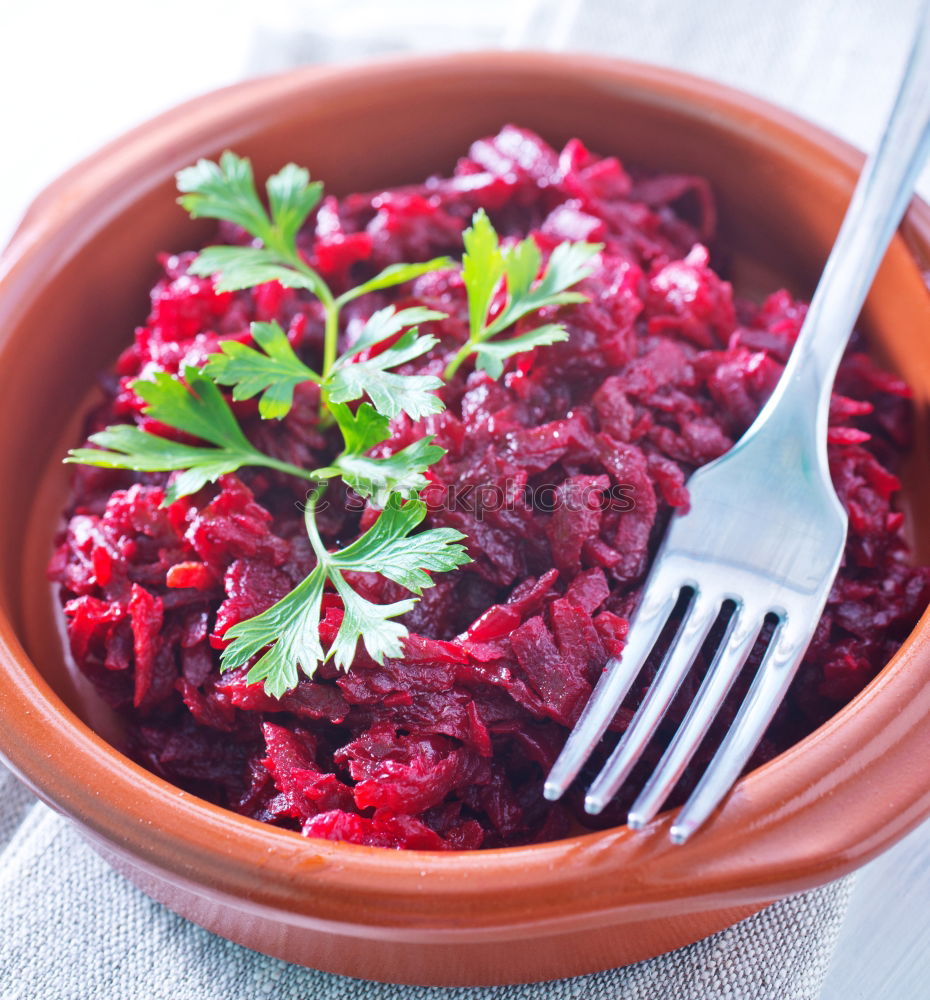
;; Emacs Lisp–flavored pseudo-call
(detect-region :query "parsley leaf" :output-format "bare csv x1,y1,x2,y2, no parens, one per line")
66,425,251,506
328,494,468,592
65,367,313,504
178,152,452,406
335,259,454,306
186,246,328,298
177,152,322,260
327,577,415,672
338,306,446,361
328,307,445,421
203,307,449,428
444,208,602,379
460,208,506,342
204,321,320,419
486,240,598,336
176,152,277,246
328,400,391,454
220,566,327,698
334,436,444,504
134,366,248,447
473,324,569,379
220,493,469,692
321,402,443,503
265,163,325,249
179,153,331,305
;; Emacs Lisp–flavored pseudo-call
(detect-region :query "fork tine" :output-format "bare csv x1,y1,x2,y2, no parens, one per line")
627,603,765,830
543,583,682,801
584,591,720,815
669,619,812,843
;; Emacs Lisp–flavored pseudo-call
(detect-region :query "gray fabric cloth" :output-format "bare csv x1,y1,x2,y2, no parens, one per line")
0,766,853,1000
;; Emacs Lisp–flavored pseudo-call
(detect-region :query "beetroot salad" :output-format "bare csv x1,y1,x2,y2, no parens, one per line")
50,126,930,850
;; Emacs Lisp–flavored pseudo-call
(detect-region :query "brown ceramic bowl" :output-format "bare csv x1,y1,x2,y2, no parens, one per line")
2,52,930,987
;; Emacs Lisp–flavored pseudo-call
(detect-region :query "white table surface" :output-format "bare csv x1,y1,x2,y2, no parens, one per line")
2,1,929,996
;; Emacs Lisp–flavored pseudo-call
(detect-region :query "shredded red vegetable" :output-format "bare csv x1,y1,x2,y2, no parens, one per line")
50,126,930,849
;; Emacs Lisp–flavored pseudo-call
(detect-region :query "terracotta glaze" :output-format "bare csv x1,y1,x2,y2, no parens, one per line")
1,53,929,985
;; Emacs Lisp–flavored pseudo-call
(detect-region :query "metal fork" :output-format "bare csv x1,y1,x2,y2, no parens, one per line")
544,5,930,843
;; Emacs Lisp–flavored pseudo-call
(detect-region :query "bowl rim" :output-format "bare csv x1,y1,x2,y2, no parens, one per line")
2,49,930,938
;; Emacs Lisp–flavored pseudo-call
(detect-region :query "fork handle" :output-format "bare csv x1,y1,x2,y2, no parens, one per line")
764,2,930,440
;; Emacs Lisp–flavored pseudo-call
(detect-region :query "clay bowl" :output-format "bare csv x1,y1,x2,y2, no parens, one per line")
2,52,930,987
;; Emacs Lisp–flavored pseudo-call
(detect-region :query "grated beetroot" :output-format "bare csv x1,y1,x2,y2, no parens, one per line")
50,126,930,849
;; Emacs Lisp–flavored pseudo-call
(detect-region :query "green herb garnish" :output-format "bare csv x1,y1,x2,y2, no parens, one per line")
326,306,446,420
443,208,601,379
66,152,593,696
205,306,446,423
201,320,319,420
322,402,444,506
222,491,468,696
65,367,316,505
178,152,451,403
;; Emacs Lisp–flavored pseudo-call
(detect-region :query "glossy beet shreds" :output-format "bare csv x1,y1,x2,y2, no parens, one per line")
50,126,930,849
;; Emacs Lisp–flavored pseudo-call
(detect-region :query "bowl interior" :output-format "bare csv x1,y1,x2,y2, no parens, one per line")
4,55,930,817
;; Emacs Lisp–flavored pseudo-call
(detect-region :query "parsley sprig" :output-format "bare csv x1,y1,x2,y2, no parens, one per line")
177,151,451,396
444,208,601,379
65,367,316,505
204,305,446,422
66,362,443,511
321,403,444,506
66,151,595,696
222,491,468,696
